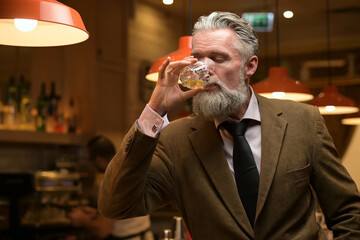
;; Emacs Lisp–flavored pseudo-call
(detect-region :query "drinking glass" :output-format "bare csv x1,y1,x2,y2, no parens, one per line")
178,61,209,89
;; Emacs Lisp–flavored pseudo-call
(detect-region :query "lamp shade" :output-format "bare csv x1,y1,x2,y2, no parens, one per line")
309,85,359,115
341,111,360,125
146,36,192,82
252,67,313,102
0,0,89,47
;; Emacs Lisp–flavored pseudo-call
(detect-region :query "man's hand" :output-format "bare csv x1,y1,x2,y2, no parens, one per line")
68,206,97,227
148,56,204,116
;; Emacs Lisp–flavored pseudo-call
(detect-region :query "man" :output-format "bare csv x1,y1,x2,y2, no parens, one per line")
98,12,360,239
68,136,153,240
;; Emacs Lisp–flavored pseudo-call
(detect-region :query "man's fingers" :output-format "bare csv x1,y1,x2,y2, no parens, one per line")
158,57,198,84
157,57,171,81
183,56,197,61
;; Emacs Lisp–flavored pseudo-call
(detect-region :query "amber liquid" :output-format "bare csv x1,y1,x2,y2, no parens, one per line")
181,79,207,89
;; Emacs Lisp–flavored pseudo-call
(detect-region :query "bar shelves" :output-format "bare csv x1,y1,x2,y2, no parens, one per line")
0,130,87,145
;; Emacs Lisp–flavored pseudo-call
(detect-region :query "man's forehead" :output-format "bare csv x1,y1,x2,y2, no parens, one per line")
191,29,240,55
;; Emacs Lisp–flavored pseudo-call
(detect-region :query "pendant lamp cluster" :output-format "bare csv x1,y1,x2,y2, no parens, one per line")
309,0,358,116
252,0,314,102
146,0,193,82
0,0,89,47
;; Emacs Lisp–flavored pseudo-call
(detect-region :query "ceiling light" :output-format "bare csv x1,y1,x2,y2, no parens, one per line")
0,0,89,47
14,18,38,32
163,0,174,5
283,11,294,19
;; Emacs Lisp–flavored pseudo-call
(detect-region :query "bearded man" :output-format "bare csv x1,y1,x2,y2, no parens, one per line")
99,11,360,240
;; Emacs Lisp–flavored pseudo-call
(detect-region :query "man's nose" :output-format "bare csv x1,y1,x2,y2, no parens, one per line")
201,58,215,73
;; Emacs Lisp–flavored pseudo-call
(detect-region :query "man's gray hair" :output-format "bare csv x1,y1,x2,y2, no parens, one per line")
193,11,259,61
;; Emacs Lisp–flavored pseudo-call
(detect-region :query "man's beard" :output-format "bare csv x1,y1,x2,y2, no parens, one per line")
192,71,248,120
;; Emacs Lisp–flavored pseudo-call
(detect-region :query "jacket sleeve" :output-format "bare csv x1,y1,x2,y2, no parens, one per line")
311,107,360,239
98,122,175,219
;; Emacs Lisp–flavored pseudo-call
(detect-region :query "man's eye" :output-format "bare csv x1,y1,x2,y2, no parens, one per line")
213,57,225,63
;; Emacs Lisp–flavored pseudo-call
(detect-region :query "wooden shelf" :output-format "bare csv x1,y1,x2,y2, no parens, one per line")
0,130,87,145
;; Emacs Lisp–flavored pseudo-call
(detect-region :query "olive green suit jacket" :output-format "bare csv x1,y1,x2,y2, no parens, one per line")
99,94,360,240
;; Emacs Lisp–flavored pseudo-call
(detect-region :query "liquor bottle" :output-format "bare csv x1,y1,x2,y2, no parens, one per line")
5,77,17,129
36,83,47,131
17,75,27,112
67,98,77,133
5,76,17,106
19,80,32,130
173,216,185,240
160,229,173,240
48,81,57,116
54,98,64,133
46,81,60,132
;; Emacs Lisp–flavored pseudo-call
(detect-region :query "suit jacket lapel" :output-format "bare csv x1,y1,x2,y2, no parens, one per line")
255,95,287,219
189,116,254,237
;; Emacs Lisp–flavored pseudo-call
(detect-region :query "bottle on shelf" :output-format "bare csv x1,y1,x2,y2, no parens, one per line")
46,81,58,132
160,229,173,240
173,216,186,240
5,76,17,106
18,77,33,131
4,76,18,130
48,81,57,116
35,83,47,132
17,75,27,112
66,98,77,133
54,98,64,133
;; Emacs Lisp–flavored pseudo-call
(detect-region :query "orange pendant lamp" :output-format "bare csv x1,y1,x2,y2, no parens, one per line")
309,0,358,115
146,36,192,82
146,0,194,82
342,111,360,125
252,67,314,102
252,0,313,102
0,0,89,47
309,85,358,115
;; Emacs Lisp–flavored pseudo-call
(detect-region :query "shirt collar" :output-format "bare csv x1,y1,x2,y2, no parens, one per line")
214,86,261,128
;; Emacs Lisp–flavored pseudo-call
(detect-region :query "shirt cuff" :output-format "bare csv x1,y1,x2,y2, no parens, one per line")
137,104,170,138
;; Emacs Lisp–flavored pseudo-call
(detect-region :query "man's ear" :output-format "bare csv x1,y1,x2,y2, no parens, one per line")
245,55,258,78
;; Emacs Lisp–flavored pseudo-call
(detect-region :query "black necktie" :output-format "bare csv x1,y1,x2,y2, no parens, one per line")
222,120,259,228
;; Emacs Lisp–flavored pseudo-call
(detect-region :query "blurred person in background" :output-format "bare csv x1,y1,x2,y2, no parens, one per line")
68,135,154,240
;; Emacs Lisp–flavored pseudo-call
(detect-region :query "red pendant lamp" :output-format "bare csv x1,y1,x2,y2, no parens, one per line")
0,0,89,47
342,111,360,125
146,36,192,82
252,0,313,102
146,0,193,82
309,0,358,115
252,66,313,102
310,85,358,115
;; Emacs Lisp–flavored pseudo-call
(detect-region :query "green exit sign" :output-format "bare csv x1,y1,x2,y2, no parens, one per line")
242,12,274,32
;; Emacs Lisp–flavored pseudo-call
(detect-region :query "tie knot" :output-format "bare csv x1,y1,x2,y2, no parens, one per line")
222,120,249,137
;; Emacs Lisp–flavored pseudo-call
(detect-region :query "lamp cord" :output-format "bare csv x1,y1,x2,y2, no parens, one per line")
275,0,280,67
326,0,332,86
189,0,192,35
